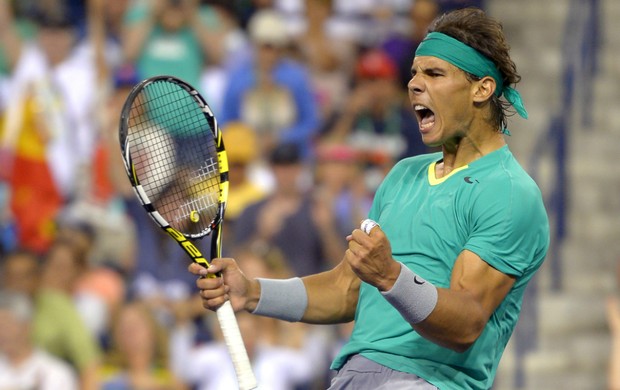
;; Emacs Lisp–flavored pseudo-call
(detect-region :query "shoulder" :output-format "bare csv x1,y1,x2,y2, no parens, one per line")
482,148,544,203
468,149,548,229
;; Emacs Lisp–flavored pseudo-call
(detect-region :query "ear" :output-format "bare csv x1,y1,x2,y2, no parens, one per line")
472,76,496,103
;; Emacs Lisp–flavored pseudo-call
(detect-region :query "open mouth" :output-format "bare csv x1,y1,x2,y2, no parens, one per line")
414,105,435,130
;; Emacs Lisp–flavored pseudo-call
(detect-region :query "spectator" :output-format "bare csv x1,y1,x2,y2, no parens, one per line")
50,218,126,339
100,300,187,390
293,0,355,121
122,0,225,95
322,48,429,163
78,0,132,141
232,142,344,276
80,0,131,83
73,64,139,271
0,290,79,390
1,246,102,390
313,142,373,237
382,0,440,88
0,5,97,253
219,9,319,159
221,121,267,226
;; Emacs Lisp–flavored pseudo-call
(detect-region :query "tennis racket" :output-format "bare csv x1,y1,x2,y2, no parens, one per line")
119,75,257,390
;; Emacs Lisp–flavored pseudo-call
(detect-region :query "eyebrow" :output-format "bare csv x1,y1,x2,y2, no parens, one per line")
410,65,447,75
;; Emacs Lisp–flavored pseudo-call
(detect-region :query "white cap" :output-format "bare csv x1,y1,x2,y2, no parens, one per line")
248,10,290,47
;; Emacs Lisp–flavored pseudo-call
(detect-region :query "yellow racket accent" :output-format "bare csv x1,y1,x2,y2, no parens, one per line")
190,210,200,223
219,181,229,204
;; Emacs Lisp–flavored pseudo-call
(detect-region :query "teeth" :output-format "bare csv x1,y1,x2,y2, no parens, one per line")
414,105,428,111
420,121,435,130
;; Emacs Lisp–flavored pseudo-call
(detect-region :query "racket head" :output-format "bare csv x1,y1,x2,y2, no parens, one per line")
119,76,229,239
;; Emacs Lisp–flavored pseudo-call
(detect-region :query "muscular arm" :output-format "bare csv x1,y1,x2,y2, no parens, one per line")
347,227,515,353
413,250,515,352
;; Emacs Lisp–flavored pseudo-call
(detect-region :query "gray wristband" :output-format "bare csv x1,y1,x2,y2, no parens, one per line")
381,262,438,324
252,278,308,322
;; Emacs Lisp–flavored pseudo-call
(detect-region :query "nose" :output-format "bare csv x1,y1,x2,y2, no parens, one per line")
407,74,423,94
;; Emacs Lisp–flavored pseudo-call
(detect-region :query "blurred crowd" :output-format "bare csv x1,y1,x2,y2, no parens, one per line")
0,0,484,389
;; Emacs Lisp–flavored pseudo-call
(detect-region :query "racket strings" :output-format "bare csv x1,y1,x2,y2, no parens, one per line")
127,80,220,235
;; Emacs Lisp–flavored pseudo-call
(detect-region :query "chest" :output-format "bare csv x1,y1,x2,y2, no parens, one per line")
376,177,476,275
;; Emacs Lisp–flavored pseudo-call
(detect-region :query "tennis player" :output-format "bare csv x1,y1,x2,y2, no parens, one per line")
189,7,550,390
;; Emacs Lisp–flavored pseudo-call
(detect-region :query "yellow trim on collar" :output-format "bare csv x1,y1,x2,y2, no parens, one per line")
428,161,469,186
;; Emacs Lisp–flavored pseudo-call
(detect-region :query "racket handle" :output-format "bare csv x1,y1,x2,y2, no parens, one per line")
216,300,258,390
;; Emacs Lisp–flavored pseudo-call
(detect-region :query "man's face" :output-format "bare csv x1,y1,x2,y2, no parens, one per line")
1,254,39,296
37,27,76,66
273,163,304,195
0,308,30,355
408,56,476,147
255,42,282,72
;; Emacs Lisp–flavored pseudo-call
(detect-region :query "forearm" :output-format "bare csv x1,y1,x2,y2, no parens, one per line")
377,263,488,352
301,262,360,324
122,18,154,63
376,250,516,353
189,15,224,66
247,261,360,324
412,288,487,352
87,0,108,82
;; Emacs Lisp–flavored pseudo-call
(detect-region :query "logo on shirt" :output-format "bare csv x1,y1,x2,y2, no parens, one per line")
464,176,479,184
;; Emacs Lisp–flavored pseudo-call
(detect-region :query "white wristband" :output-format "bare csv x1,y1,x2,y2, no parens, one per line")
252,278,308,322
381,263,438,324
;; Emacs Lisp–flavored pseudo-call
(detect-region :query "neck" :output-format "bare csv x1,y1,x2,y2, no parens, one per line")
439,127,505,177
126,353,153,372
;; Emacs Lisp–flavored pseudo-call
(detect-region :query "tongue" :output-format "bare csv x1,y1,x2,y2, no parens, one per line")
420,113,435,126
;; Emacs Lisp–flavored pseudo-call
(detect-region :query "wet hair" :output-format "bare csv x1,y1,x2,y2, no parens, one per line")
429,8,521,130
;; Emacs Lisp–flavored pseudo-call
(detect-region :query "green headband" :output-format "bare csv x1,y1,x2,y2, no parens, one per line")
415,32,528,124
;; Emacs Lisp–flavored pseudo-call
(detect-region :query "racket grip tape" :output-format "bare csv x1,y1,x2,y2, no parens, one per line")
216,301,258,390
